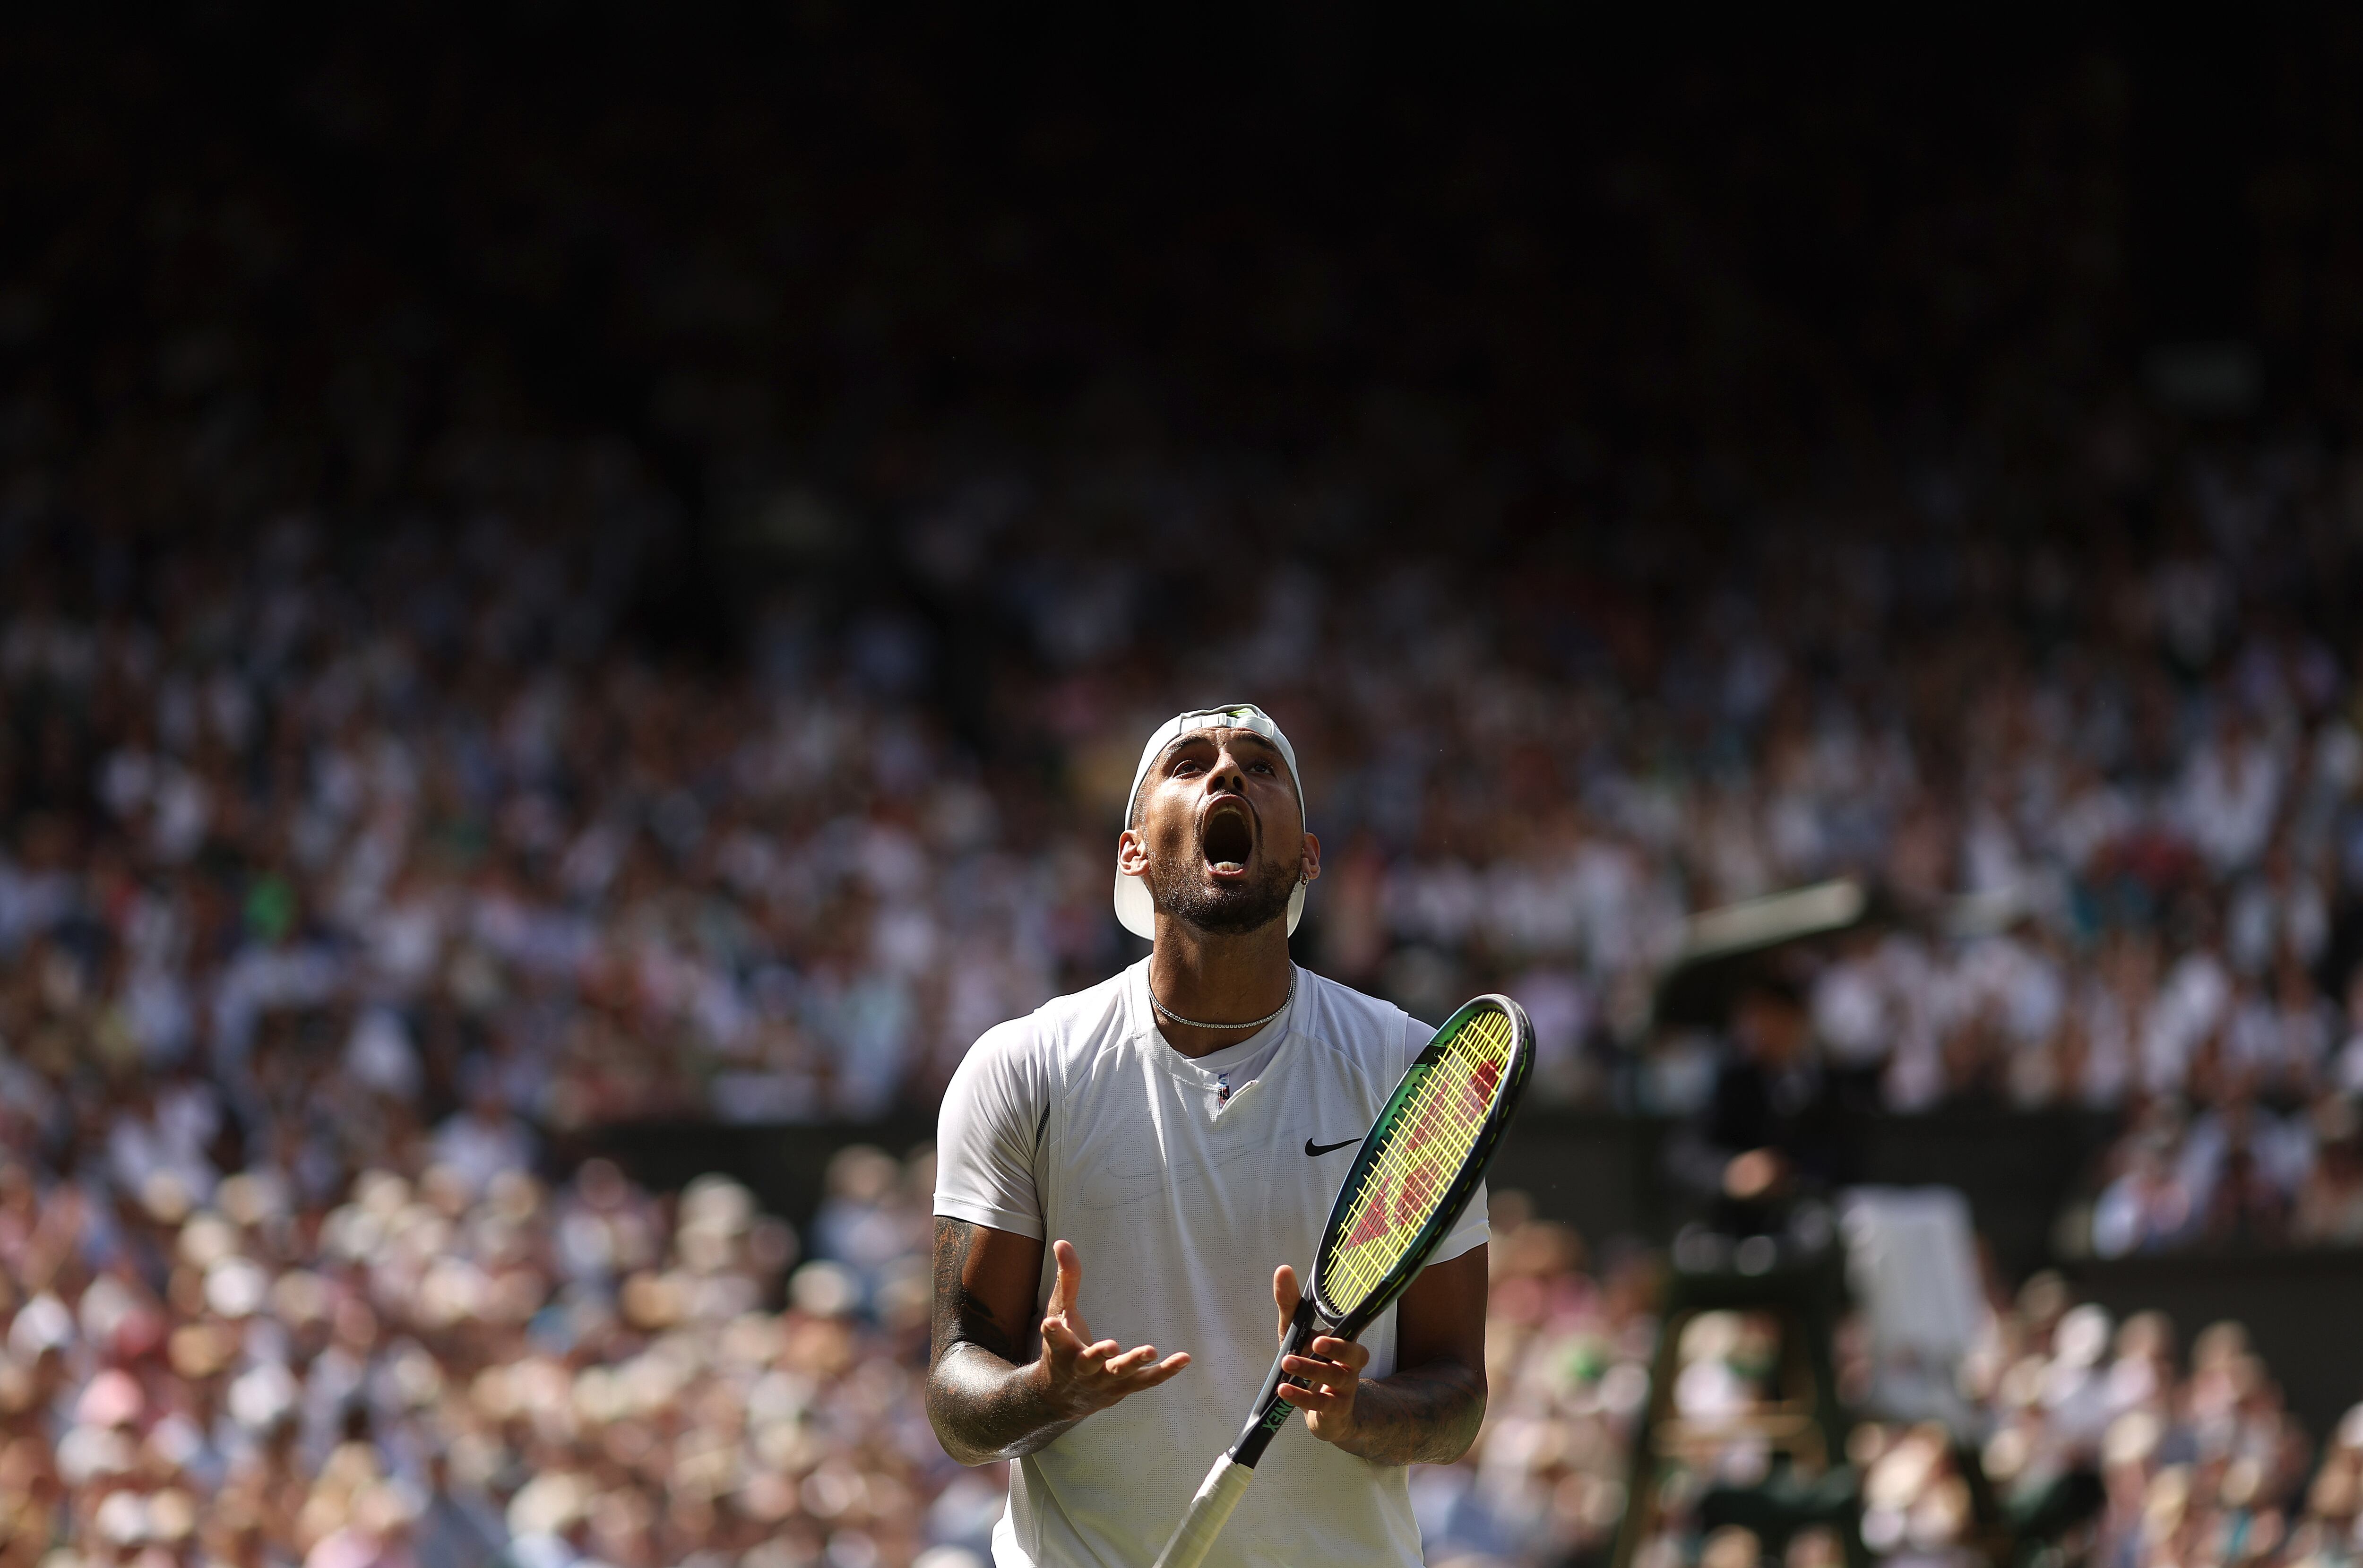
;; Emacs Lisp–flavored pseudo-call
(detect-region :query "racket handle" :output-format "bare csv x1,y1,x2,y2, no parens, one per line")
1151,1454,1254,1568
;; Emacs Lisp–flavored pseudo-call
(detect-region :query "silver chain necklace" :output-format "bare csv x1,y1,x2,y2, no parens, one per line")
1150,965,1297,1033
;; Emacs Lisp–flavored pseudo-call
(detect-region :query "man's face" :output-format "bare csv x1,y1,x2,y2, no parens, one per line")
1734,990,1808,1068
1120,727,1319,936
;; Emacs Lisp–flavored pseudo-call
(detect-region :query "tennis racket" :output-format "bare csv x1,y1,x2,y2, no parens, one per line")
1150,993,1535,1568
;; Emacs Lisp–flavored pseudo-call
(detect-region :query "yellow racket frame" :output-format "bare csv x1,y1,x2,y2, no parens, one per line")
1311,994,1531,1332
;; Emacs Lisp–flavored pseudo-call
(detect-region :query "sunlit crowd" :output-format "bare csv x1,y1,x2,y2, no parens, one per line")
1611,1266,2363,1568
10,493,2363,1257
0,1137,990,1568
13,1128,2363,1568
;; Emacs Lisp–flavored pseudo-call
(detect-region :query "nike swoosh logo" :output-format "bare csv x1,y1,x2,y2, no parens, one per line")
1304,1137,1357,1157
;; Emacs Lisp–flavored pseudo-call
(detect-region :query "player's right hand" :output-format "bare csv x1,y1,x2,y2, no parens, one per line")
1035,1238,1190,1417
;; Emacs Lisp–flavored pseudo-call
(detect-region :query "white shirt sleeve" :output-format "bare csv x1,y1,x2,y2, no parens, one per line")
1408,1011,1492,1269
933,1017,1050,1240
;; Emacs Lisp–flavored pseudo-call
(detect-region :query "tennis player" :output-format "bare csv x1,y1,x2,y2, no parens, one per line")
930,704,1489,1568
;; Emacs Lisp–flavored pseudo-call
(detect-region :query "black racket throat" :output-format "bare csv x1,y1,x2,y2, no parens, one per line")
1227,1253,1408,1468
1229,1295,1327,1468
1229,1266,1427,1473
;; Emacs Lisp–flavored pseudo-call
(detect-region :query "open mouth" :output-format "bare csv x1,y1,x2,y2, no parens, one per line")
1201,801,1255,874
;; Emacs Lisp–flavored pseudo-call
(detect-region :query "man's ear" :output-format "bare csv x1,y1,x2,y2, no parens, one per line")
1299,830,1321,884
1117,827,1152,876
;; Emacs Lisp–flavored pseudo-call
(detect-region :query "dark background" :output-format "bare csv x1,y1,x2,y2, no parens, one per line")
12,10,2362,658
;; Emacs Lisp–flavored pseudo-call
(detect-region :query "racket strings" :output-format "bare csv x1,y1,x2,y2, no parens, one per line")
1320,1010,1516,1313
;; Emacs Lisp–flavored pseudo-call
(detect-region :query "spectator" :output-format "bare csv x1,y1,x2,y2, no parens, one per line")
2294,1100,2363,1246
1667,979,1852,1235
430,1066,537,1201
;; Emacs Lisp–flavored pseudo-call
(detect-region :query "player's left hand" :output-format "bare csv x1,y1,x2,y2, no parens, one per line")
1272,1265,1370,1445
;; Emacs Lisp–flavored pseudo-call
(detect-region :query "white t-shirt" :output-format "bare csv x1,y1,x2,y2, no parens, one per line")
935,959,1488,1568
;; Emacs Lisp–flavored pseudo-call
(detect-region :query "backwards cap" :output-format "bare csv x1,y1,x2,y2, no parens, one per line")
1113,702,1307,940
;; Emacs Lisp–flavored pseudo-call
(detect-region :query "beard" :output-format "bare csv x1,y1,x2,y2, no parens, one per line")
1145,849,1299,936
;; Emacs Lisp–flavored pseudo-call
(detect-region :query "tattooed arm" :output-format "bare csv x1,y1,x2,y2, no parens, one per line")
1269,1245,1489,1466
926,1219,1193,1465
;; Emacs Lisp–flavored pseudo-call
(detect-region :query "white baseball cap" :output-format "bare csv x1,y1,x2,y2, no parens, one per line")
1113,702,1308,940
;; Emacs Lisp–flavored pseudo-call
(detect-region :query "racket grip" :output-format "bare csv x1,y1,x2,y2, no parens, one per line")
1151,1454,1254,1568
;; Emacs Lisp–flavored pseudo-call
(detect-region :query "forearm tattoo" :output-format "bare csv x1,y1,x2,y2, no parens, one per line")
925,1218,1078,1465
1330,1359,1488,1466
930,1216,1024,1362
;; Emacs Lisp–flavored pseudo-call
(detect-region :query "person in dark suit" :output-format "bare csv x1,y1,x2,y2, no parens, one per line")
1668,976,1852,1236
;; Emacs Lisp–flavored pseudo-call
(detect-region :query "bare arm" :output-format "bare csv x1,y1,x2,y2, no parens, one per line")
1273,1244,1489,1466
927,1218,1192,1466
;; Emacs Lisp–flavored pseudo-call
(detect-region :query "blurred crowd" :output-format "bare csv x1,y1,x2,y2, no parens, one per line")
0,1135,1011,1568
9,25,2363,1262
1613,1266,2363,1568
12,499,2363,1255
14,1114,2363,1568
1420,1200,1659,1566
0,512,1093,1142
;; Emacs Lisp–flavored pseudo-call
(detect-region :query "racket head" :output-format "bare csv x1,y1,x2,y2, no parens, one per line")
1308,993,1534,1335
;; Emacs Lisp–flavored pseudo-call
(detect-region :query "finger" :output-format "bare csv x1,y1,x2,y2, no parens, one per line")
1282,1355,1361,1392
1047,1242,1094,1344
1309,1336,1371,1370
1273,1264,1300,1343
1102,1343,1163,1376
1125,1354,1192,1389
1050,1239,1082,1318
1275,1381,1347,1411
1080,1338,1123,1366
1041,1313,1088,1361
